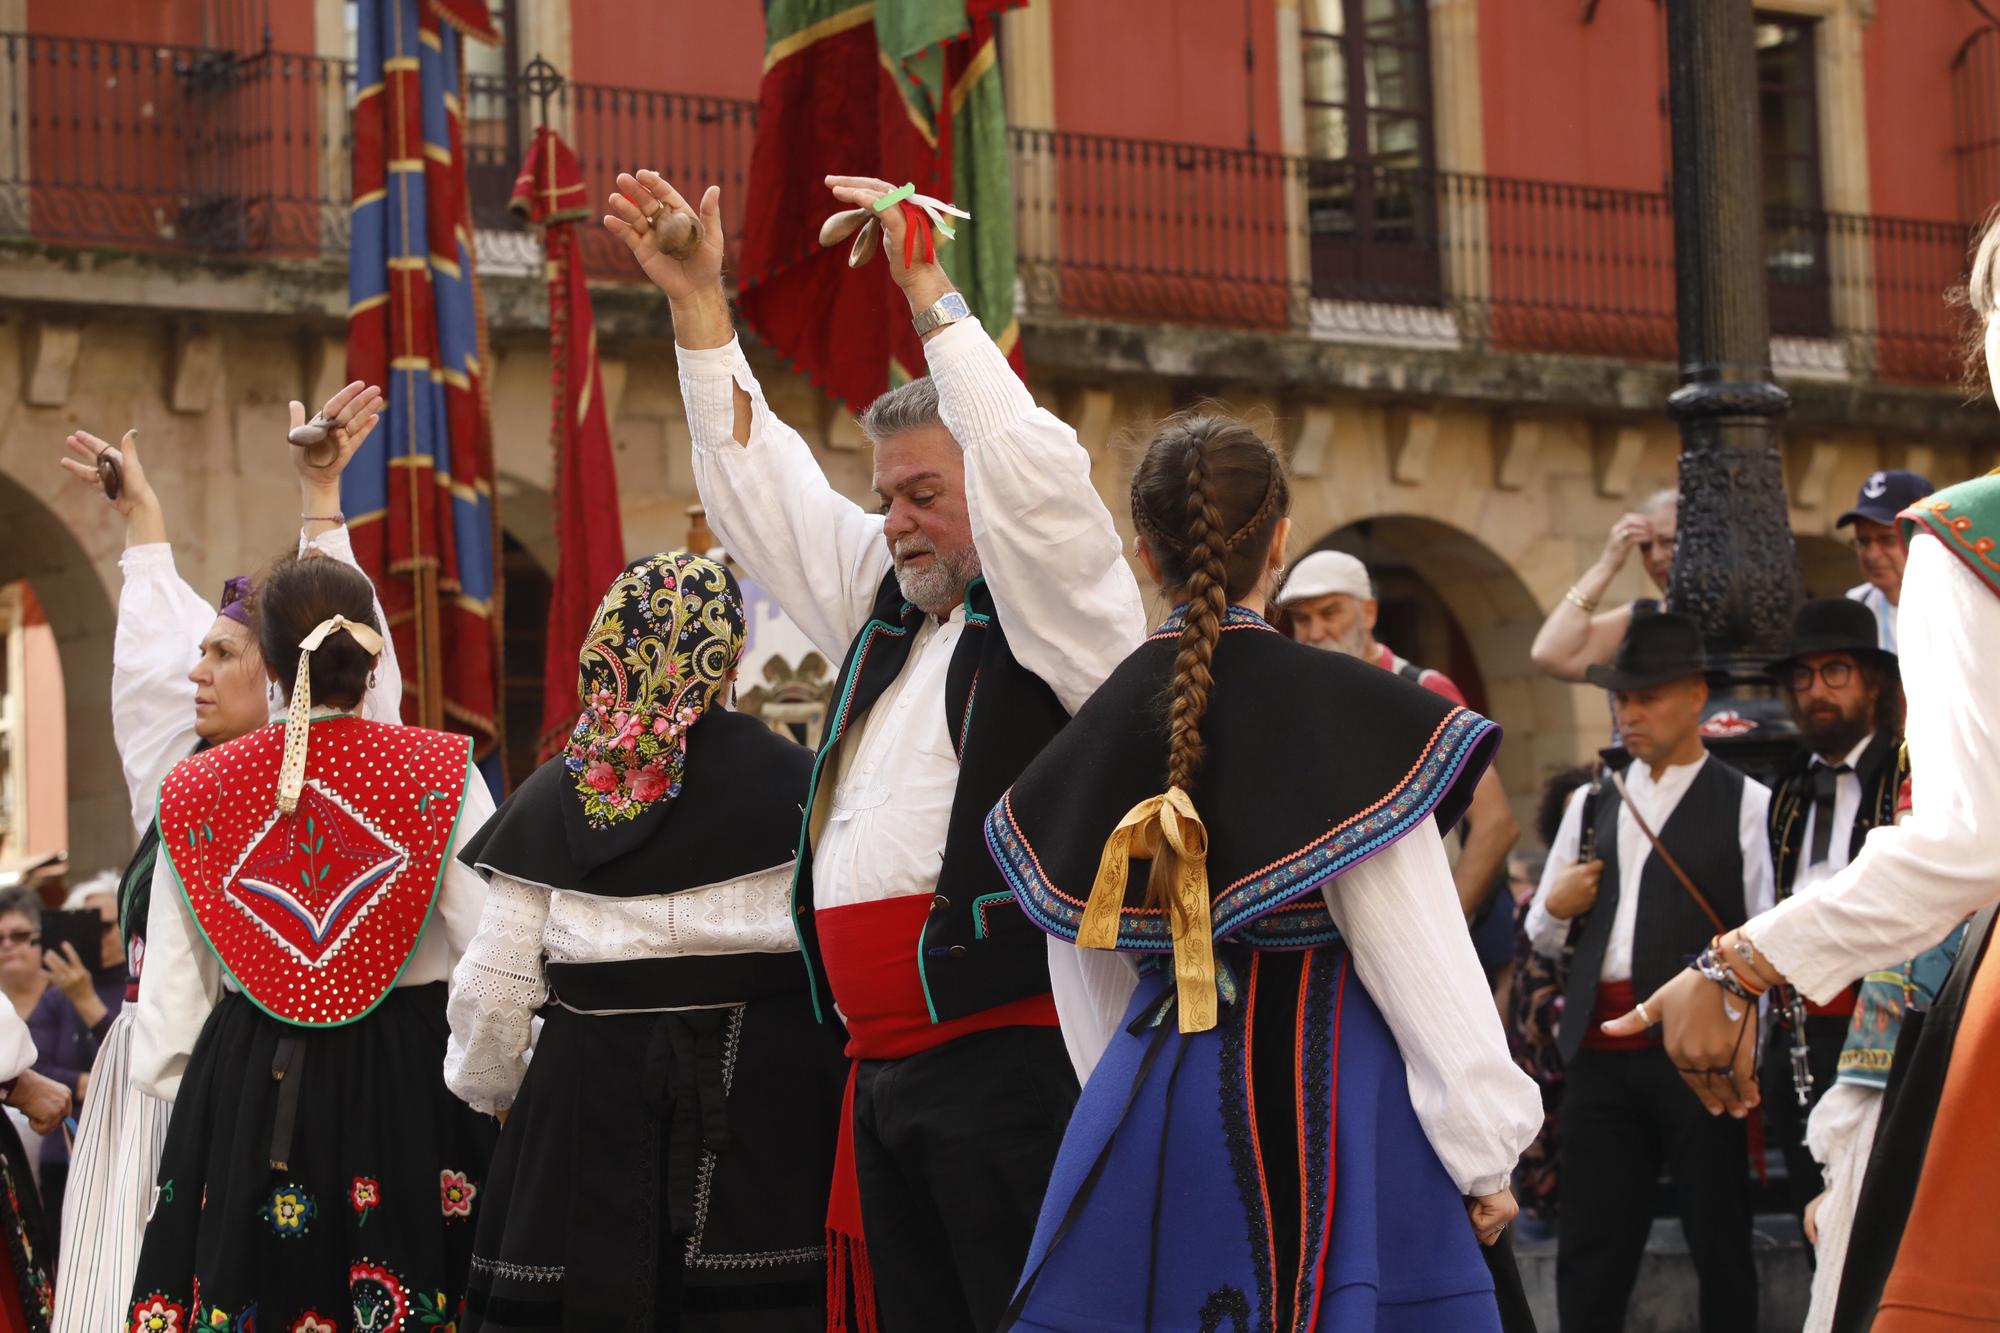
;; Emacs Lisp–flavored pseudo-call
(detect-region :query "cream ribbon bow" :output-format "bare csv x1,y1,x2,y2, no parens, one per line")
277,615,387,814
1076,786,1217,1034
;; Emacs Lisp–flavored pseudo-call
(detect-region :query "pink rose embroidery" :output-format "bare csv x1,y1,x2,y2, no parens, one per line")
584,761,618,793
630,768,668,803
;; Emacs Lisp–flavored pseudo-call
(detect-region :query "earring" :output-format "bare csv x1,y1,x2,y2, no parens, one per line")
368,669,378,689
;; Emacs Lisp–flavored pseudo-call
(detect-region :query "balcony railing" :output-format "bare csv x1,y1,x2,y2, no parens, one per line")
0,34,1978,387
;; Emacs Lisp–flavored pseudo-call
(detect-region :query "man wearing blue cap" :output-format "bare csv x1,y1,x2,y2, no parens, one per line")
1838,470,1934,653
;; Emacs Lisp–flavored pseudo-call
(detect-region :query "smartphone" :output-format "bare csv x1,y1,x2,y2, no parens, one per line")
39,910,107,970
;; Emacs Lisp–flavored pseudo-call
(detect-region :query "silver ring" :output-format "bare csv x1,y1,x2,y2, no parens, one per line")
1635,1000,1653,1026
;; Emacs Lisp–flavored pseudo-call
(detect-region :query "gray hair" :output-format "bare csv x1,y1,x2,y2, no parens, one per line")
1641,487,1679,517
0,887,40,931
856,375,946,448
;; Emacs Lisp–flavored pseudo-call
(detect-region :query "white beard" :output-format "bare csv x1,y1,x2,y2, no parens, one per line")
1305,622,1371,658
893,541,982,614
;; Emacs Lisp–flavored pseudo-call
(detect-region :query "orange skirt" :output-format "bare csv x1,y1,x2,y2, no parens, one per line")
1877,937,2000,1328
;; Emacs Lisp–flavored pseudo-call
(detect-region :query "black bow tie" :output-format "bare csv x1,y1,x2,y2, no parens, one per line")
1809,763,1852,868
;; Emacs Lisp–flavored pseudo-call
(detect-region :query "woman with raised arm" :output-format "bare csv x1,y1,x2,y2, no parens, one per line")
125,556,493,1332
984,416,1542,1330
1606,211,2000,1333
52,383,401,1333
445,550,847,1331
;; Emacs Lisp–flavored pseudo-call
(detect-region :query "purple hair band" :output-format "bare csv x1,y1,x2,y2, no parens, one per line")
218,575,255,627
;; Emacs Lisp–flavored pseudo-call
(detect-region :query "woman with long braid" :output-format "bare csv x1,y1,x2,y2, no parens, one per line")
985,416,1541,1330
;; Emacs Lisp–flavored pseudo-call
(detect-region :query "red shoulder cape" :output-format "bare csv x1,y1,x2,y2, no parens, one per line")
156,716,472,1026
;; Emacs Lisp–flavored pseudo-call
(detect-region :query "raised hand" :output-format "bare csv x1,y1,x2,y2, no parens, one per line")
824,174,955,312
604,170,725,300
60,429,151,517
290,381,383,484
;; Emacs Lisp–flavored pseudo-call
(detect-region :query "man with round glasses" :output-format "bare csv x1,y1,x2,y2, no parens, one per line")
1761,598,1906,1224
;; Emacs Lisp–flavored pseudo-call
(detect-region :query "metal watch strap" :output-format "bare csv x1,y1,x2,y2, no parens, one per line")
912,291,970,336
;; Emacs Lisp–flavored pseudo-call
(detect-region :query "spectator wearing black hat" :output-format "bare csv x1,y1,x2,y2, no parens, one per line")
1761,598,1907,1227
1524,612,1773,1332
1837,469,1934,653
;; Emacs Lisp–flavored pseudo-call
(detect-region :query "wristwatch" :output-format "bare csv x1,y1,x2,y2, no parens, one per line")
912,291,970,337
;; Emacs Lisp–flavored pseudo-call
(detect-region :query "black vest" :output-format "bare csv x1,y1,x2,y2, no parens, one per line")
1770,731,1905,901
792,573,1071,1026
1560,755,1749,1062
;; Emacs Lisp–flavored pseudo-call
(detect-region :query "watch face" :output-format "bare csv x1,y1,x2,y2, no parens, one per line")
939,293,970,319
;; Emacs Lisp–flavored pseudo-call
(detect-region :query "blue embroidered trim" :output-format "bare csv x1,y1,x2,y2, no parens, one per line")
1147,603,1277,641
985,707,1495,951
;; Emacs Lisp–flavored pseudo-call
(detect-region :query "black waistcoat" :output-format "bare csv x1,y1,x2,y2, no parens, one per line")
792,573,1071,1026
1770,730,1905,901
1560,755,1748,1062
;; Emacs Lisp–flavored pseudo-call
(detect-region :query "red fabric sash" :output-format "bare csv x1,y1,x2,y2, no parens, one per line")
1580,980,1662,1051
816,894,1057,1332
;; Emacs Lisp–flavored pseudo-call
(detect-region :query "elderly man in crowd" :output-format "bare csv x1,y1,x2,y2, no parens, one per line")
608,168,1144,1333
1835,470,1933,653
1275,550,1520,921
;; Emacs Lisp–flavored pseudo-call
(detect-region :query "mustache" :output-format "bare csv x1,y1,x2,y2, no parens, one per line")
892,537,936,560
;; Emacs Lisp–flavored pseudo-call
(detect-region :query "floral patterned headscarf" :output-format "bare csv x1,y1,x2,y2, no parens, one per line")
560,551,744,853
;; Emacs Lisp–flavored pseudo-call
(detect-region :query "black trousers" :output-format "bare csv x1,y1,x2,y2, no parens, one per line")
1761,1012,1850,1223
1556,1045,1757,1333
851,1025,1077,1333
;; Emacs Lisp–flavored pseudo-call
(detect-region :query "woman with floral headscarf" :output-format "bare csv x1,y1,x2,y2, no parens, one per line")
446,551,847,1332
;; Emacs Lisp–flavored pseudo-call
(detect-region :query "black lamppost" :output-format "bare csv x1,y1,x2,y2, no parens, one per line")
1663,0,1804,775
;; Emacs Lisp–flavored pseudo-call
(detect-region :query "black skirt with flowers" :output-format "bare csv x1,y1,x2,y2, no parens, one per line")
127,984,497,1333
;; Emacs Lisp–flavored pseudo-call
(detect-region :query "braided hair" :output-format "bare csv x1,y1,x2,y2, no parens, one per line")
1129,414,1290,912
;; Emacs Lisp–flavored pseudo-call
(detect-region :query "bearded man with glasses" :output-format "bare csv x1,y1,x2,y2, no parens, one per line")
1761,599,1907,1226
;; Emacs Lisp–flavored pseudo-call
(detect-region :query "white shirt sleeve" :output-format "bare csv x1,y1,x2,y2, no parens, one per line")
0,1006,37,1084
112,544,215,835
677,339,893,661
1044,936,1141,1086
444,871,549,1116
1750,537,2000,1001
128,850,225,1102
928,319,1148,712
434,765,495,963
303,524,404,726
1524,785,1588,960
1740,777,1775,920
1321,824,1543,1197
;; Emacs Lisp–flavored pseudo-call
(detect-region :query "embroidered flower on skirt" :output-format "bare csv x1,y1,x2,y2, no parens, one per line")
351,1175,381,1226
350,1262,409,1331
258,1183,316,1237
439,1169,477,1220
130,1295,186,1333
413,1289,462,1327
197,1300,248,1330
561,551,745,830
290,1314,337,1333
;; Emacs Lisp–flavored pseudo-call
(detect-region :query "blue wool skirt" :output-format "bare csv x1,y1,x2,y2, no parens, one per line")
1007,947,1499,1333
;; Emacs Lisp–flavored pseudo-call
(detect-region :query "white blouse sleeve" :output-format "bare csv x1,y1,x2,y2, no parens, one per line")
112,544,215,835
303,524,404,726
444,871,550,1116
1321,823,1543,1197
129,852,225,1102
0,1006,37,1083
1045,936,1140,1086
1751,537,2000,1000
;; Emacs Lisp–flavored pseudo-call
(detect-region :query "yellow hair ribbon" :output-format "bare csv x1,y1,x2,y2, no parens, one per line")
1077,786,1216,1034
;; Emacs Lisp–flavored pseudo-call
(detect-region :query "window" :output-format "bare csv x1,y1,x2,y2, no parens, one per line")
1301,0,1441,304
1756,14,1831,337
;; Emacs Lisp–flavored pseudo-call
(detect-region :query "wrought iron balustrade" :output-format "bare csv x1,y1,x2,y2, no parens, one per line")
0,33,1977,387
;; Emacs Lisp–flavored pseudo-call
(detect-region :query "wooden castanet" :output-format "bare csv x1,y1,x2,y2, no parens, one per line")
653,208,704,261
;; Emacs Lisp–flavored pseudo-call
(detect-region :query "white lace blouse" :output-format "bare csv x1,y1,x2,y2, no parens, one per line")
443,863,799,1116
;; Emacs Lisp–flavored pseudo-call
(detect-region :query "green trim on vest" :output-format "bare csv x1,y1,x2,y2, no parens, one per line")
1901,473,2000,600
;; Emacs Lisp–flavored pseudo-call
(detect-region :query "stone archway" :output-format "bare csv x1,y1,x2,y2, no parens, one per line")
0,468,118,878
1300,514,1580,833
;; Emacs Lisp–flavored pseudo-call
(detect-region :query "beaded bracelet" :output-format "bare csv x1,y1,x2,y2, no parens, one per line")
1693,944,1761,1002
